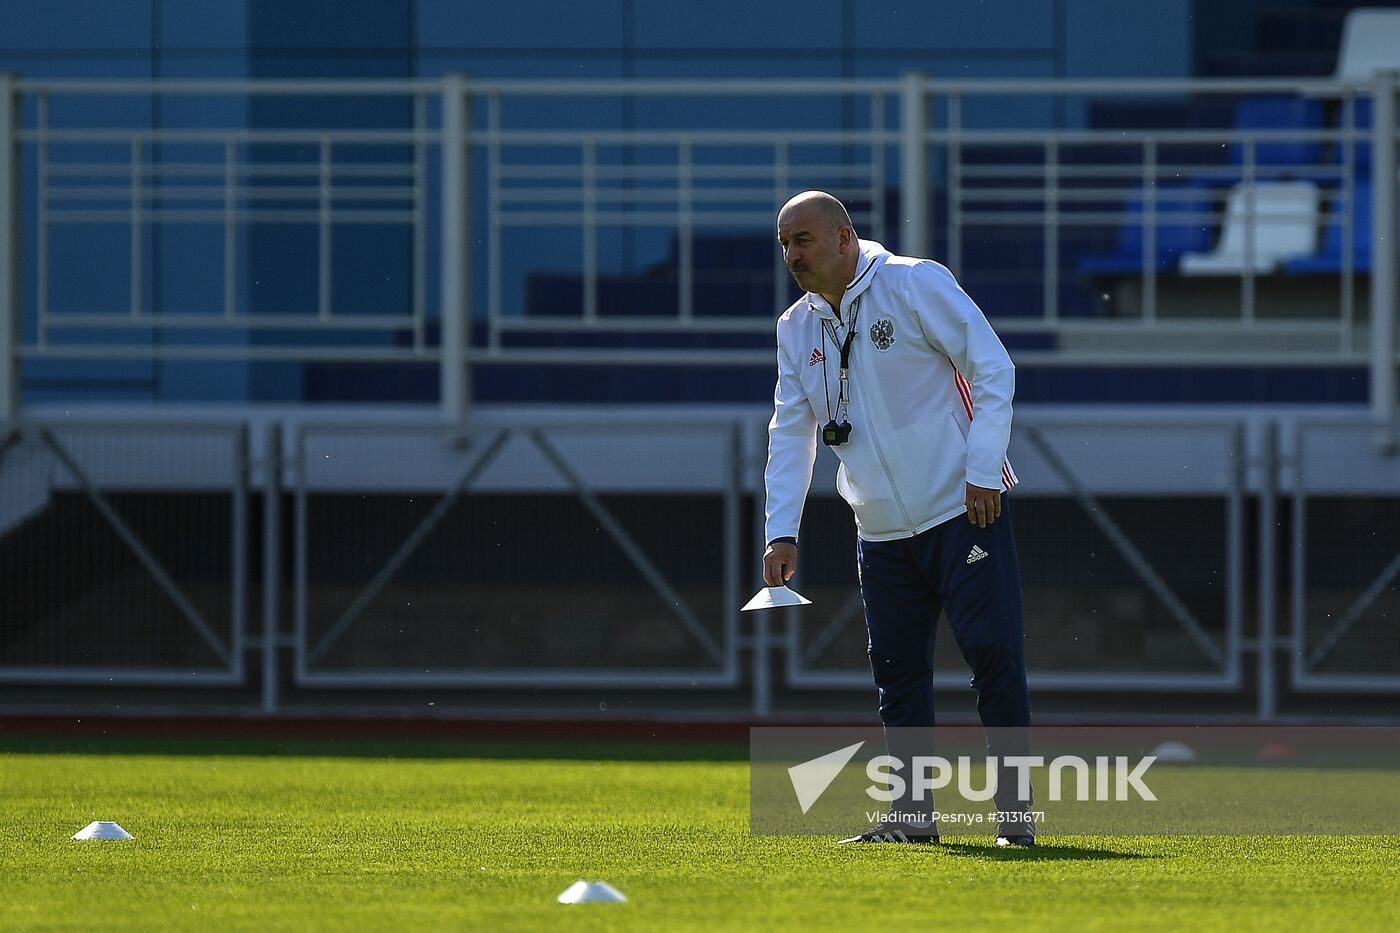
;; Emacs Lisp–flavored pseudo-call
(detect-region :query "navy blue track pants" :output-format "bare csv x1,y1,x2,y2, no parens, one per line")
856,495,1031,731
857,496,1032,824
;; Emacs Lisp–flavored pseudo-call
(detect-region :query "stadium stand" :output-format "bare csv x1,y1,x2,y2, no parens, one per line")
1078,182,1216,275
1180,181,1320,274
1226,96,1325,175
1332,7,1400,82
1286,182,1375,274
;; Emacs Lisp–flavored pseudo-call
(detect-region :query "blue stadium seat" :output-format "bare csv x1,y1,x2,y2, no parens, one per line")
1227,96,1324,171
1285,182,1381,274
1078,181,1215,275
1180,181,1319,275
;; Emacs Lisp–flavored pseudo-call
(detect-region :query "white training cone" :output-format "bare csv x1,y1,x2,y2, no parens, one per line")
741,586,813,612
1149,741,1197,763
557,881,627,904
72,821,134,840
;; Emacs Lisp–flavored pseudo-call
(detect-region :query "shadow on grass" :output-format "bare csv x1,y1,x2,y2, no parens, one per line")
936,841,1153,861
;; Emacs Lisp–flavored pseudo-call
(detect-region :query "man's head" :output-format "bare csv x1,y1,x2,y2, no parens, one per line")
776,191,859,299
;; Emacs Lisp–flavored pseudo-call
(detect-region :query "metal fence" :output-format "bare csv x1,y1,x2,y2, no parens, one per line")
0,420,247,684
778,420,1245,695
2,412,1397,717
0,74,1397,429
1290,419,1400,692
288,415,742,690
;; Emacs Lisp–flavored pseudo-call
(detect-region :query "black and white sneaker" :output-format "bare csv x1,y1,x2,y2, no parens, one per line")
996,814,1036,848
994,834,1036,848
838,826,940,844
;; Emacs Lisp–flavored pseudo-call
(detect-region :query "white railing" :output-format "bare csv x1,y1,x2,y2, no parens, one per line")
0,74,1396,432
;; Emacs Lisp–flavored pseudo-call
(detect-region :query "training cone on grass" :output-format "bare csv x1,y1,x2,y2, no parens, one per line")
557,881,627,904
1150,741,1198,763
72,821,133,841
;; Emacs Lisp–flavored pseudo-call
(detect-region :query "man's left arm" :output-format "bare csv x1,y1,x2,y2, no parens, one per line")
905,262,1016,526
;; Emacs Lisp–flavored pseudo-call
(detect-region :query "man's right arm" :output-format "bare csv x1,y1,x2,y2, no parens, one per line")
763,331,817,585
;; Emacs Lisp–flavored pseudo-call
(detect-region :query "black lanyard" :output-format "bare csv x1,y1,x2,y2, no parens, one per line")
819,297,859,424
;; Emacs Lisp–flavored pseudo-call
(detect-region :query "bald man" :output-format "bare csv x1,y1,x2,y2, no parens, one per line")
764,191,1034,847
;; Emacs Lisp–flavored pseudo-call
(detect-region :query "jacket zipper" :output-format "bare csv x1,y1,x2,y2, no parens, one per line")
850,336,915,534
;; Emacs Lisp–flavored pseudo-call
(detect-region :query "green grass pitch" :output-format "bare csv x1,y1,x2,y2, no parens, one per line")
2,737,1398,931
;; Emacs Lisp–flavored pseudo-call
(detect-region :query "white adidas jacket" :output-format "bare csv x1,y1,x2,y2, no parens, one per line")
765,239,1019,544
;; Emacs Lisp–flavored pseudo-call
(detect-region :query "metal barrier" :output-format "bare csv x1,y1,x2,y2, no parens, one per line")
0,419,247,684
465,74,1399,444
776,419,1246,699
289,414,743,688
1290,418,1400,692
0,76,451,416
0,74,1396,430
0,412,1397,713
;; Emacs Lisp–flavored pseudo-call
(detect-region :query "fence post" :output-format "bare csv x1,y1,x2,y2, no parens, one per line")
1371,70,1398,450
262,422,282,713
1257,421,1278,721
440,74,470,423
900,71,928,259
0,74,18,421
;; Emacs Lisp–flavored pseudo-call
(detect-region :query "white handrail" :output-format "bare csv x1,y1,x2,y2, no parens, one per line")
0,73,1394,430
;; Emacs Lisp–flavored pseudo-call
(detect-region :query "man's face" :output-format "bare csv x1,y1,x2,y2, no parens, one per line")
777,205,849,296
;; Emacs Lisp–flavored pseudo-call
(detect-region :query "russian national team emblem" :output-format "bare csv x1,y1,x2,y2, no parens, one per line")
870,318,895,351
